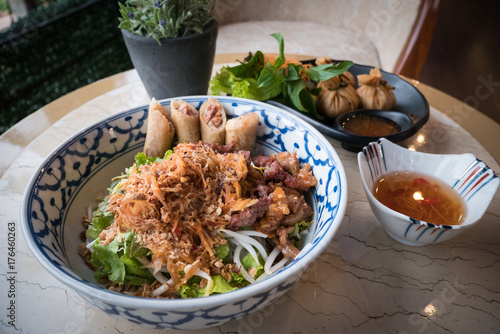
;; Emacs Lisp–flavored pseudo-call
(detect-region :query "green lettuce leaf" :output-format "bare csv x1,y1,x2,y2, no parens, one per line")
211,275,238,294
230,271,249,287
241,253,264,279
134,150,171,168
178,276,205,299
231,77,282,101
209,32,353,121
208,67,234,95
90,232,154,286
214,243,230,260
86,201,114,240
226,51,265,79
178,274,241,298
288,221,312,248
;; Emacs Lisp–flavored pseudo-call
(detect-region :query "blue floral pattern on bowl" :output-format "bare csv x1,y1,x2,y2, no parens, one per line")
21,96,347,330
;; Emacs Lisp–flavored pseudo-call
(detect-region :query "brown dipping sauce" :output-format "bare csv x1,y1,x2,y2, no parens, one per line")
341,114,400,137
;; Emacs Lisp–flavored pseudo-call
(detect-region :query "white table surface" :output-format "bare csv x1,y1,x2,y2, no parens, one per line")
1,69,499,334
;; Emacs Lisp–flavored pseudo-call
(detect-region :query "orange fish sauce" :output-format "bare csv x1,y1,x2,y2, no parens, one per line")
372,171,466,225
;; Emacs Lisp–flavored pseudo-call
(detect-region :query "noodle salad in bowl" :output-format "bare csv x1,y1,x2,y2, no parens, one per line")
81,141,317,299
21,96,347,329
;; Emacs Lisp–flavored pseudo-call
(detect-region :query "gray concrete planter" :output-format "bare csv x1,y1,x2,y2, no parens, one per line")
121,21,218,100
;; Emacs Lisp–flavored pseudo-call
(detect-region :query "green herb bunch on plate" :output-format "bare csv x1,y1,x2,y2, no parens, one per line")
209,33,353,119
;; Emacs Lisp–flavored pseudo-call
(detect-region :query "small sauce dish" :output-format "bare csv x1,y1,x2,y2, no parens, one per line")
332,109,415,151
358,138,499,246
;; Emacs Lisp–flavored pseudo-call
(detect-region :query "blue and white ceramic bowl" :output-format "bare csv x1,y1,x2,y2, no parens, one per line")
21,96,347,330
358,138,499,246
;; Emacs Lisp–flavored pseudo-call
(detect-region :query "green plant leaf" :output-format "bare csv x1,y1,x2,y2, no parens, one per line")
283,64,301,81
211,275,238,294
257,64,284,88
226,51,265,79
271,32,285,69
305,61,354,82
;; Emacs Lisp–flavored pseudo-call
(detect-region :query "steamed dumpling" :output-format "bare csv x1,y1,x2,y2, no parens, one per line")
316,76,360,118
356,67,396,110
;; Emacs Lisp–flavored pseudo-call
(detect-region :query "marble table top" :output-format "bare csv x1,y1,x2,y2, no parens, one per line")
1,68,499,334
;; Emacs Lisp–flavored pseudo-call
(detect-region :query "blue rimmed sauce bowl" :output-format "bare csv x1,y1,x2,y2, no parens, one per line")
358,138,499,246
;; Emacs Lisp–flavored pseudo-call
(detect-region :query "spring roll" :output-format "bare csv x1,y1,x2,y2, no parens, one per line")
144,98,175,157
199,97,226,144
171,100,200,143
225,112,260,151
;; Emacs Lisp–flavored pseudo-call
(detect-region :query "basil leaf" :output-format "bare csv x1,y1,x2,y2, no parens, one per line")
257,64,284,88
299,90,319,118
284,64,301,81
271,32,285,69
305,60,354,82
227,51,265,78
285,80,308,113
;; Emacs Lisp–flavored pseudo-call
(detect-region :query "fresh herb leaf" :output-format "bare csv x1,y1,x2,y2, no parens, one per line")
241,253,264,278
257,64,284,88
283,64,301,81
86,201,114,240
305,61,354,82
178,276,205,298
209,32,352,120
134,151,170,167
211,275,238,294
214,244,230,260
270,32,285,69
90,232,154,286
91,238,126,283
288,221,312,248
226,51,265,79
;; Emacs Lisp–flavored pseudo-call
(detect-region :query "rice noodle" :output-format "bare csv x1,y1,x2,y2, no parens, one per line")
232,238,260,265
151,278,174,297
220,229,269,261
235,230,268,238
233,245,256,284
86,206,93,224
193,268,214,297
182,264,214,297
268,257,289,273
264,247,281,275
136,257,169,284
86,239,97,252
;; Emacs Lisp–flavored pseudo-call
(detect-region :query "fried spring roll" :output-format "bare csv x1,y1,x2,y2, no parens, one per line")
199,97,226,144
144,98,175,157
171,100,200,143
225,112,260,151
